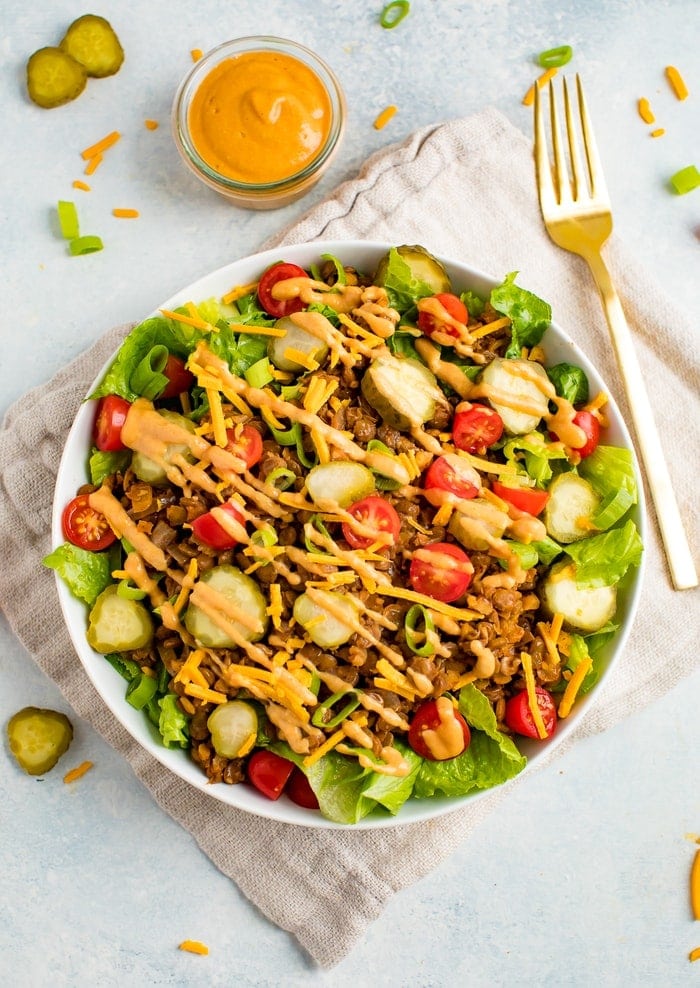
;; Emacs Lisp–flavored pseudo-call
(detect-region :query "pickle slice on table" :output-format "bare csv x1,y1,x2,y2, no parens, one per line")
26,46,87,108
60,14,124,78
7,707,74,775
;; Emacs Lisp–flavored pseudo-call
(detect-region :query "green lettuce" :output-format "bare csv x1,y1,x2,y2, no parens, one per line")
490,272,551,359
89,447,131,486
460,289,485,319
579,445,638,530
564,519,643,588
502,431,569,486
158,693,190,749
43,542,116,606
378,247,437,312
413,685,526,799
547,362,589,405
273,740,422,824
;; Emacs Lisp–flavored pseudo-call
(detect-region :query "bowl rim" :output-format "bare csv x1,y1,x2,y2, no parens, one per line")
52,239,647,830
171,36,347,196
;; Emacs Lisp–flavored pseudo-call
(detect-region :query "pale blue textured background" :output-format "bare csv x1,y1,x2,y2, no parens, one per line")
2,1,699,984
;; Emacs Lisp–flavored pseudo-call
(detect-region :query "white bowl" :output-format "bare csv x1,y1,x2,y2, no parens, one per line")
52,240,646,829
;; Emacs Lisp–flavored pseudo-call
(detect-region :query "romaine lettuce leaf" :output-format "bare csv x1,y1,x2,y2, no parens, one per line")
546,362,589,405
89,447,131,486
564,519,643,588
158,693,190,749
460,289,485,319
502,431,568,486
413,685,526,799
272,741,420,824
378,247,437,312
579,446,638,530
490,272,551,359
43,542,116,606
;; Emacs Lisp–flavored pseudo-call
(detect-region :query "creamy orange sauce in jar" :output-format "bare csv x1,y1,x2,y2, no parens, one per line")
187,50,333,184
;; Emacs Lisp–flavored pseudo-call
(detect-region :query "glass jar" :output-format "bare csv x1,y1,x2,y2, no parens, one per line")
171,36,346,209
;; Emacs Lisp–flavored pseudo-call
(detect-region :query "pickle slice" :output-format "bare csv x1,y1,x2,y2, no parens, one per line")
60,15,124,78
26,46,87,108
7,707,73,775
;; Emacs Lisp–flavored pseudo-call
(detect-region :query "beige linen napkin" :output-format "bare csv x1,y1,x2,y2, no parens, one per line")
1,108,698,968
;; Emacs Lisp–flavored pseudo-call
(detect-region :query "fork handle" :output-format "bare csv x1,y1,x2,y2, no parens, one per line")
583,249,697,590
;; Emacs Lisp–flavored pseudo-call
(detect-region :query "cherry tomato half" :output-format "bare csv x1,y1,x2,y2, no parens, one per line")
62,494,117,552
409,542,473,603
191,501,246,551
257,261,307,319
408,698,471,761
570,410,601,458
286,767,320,809
341,495,401,550
452,401,504,454
225,425,264,470
550,410,601,458
93,395,131,452
491,480,549,517
424,454,480,502
247,750,294,800
417,293,468,339
159,355,195,400
505,687,557,740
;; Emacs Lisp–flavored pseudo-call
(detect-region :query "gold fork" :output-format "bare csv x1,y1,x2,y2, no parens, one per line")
534,75,697,591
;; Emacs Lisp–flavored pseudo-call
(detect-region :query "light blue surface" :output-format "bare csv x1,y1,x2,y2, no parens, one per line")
2,1,699,984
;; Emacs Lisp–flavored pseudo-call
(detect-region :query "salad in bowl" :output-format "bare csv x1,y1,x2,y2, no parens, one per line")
47,242,644,827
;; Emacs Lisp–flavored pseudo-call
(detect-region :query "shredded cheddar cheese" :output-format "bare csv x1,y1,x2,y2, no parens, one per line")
378,584,481,622
190,49,203,62
63,760,94,784
650,128,665,138
72,179,91,192
173,558,198,615
469,316,511,339
303,727,346,766
112,208,139,219
373,104,397,130
689,947,700,963
522,67,558,107
637,97,655,124
665,65,689,100
690,850,700,920
520,651,548,739
283,347,320,371
81,130,121,160
145,119,159,130
206,388,228,447
179,940,208,955
84,154,103,176
160,307,212,331
184,683,228,704
222,281,259,304
558,656,593,718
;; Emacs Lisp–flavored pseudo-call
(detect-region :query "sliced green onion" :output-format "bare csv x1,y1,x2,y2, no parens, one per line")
130,345,170,399
366,438,402,491
117,580,147,600
537,45,573,68
121,537,135,554
57,200,79,239
266,420,300,446
68,235,104,255
156,660,170,694
304,515,334,556
669,164,700,195
320,253,347,286
265,467,296,491
250,524,278,548
311,689,361,729
125,673,158,710
104,652,141,682
380,0,410,29
404,604,436,657
280,384,302,401
295,430,316,469
245,356,274,388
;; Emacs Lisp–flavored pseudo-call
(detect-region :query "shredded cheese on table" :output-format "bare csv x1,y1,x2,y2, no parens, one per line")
179,940,209,955
637,97,655,124
373,105,397,130
665,64,689,100
63,760,94,784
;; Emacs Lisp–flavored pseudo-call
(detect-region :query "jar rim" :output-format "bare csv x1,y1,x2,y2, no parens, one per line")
171,36,346,197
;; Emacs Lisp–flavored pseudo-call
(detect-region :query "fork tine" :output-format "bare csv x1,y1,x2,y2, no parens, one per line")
575,74,609,202
562,77,586,201
533,83,556,210
548,80,570,205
